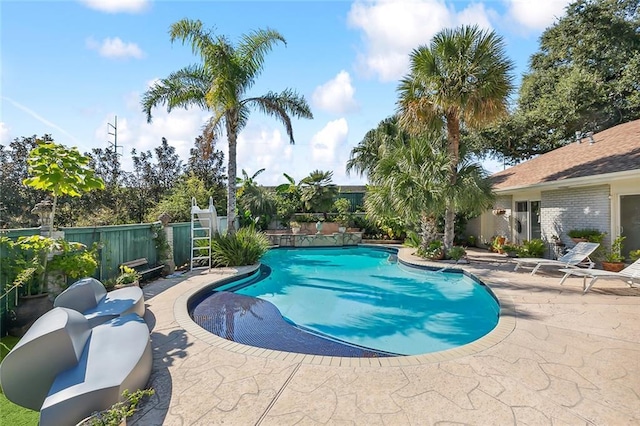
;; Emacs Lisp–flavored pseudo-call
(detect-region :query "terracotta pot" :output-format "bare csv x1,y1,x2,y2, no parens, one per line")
601,261,625,272
570,237,588,244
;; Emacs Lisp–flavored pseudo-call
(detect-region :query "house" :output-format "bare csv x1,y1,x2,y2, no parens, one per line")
467,119,640,259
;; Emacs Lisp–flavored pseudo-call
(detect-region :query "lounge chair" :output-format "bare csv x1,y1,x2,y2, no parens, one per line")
559,258,640,293
513,242,600,275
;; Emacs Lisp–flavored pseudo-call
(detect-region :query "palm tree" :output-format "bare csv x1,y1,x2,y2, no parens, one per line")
141,19,313,234
397,25,514,251
365,133,493,250
346,116,409,180
299,170,338,219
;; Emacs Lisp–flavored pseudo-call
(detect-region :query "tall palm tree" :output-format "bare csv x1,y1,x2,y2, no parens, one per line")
397,25,514,251
142,19,313,234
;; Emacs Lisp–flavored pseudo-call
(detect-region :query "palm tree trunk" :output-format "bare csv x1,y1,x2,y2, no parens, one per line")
444,113,460,252
226,121,238,236
420,213,437,250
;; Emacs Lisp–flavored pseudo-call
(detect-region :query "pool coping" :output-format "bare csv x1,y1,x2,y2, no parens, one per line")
173,248,516,366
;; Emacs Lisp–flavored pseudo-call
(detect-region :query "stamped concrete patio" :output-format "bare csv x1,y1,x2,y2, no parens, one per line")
131,247,640,425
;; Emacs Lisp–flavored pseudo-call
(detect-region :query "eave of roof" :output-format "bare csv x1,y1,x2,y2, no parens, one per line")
491,119,640,191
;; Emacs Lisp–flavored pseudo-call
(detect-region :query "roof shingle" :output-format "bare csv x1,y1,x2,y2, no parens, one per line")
491,119,640,190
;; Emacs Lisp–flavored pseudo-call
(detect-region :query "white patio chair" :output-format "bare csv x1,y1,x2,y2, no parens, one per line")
513,242,600,275
559,258,640,293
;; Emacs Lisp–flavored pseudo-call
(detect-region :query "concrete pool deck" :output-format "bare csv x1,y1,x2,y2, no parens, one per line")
131,247,640,425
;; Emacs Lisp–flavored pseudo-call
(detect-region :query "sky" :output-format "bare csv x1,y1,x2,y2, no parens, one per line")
1,0,572,187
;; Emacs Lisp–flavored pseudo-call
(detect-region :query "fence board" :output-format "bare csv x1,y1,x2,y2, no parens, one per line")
171,223,191,269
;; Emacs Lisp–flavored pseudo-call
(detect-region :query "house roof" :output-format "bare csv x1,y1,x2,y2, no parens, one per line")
491,119,640,191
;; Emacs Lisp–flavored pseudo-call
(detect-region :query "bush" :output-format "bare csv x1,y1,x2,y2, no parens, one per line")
567,228,604,239
447,246,466,261
517,239,546,258
417,240,443,260
211,227,270,267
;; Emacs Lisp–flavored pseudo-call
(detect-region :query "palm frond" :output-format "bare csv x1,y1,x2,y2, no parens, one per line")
243,89,313,144
141,65,211,122
169,18,215,59
236,28,287,89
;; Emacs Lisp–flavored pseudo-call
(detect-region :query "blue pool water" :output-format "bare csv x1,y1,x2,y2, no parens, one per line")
191,247,500,356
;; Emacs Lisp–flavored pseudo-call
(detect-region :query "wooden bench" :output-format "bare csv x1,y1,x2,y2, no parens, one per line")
121,258,164,281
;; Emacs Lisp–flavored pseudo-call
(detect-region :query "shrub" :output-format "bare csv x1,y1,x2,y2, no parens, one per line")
517,239,546,258
403,230,421,248
567,228,604,239
447,246,466,261
417,240,443,260
211,227,270,267
630,249,640,262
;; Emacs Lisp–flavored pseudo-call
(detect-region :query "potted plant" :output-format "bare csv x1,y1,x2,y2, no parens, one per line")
289,220,301,234
602,236,626,272
490,236,507,254
115,266,142,288
567,228,604,244
630,249,640,262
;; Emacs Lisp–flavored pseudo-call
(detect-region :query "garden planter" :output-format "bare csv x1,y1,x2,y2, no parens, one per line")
7,293,53,337
114,280,140,290
570,237,588,244
601,261,625,272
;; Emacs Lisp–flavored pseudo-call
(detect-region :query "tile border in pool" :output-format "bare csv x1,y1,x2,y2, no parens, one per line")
173,249,516,366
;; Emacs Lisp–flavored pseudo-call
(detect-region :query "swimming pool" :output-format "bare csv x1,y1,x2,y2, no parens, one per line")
190,246,500,356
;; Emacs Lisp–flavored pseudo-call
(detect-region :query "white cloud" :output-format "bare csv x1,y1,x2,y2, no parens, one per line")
310,118,349,163
347,0,494,81
78,0,150,13
0,122,10,144
236,126,293,186
312,71,358,115
86,37,145,59
504,0,570,31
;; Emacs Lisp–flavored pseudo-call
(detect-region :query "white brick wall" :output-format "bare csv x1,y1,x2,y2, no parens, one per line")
541,185,611,247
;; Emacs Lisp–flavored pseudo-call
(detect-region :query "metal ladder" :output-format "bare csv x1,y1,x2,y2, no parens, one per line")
190,197,216,271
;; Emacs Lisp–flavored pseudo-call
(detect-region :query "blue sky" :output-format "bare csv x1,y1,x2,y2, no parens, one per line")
1,0,571,186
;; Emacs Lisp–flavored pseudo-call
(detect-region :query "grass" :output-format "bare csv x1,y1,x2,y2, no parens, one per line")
1,335,40,426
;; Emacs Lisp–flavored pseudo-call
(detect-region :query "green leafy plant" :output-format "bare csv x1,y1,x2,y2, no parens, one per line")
517,239,546,258
23,140,104,237
403,230,421,248
333,198,352,227
417,240,443,260
116,266,141,286
604,236,626,263
490,236,506,253
447,246,467,261
567,228,604,240
151,222,170,263
211,227,270,267
47,240,99,283
629,249,640,262
289,221,301,229
78,388,154,426
501,243,520,256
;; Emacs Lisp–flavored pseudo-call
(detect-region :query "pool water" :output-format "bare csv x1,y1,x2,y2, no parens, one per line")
195,247,499,356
